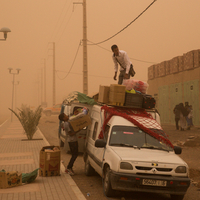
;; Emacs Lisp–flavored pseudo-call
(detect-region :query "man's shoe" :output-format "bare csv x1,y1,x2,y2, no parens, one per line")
70,168,75,174
65,168,74,176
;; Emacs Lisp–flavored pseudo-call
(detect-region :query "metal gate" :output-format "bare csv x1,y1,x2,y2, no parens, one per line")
169,83,182,124
183,80,199,126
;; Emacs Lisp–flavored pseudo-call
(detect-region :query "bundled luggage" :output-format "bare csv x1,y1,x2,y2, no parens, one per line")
97,80,156,109
142,94,156,109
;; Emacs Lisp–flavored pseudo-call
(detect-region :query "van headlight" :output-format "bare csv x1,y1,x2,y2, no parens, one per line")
120,162,133,170
175,166,186,173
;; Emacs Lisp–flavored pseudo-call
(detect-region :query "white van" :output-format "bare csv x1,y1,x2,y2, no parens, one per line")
84,104,190,200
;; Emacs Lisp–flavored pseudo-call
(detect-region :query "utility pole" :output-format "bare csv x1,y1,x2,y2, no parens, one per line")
14,81,19,111
44,59,46,104
53,42,56,105
48,42,56,106
41,67,43,104
8,68,21,122
74,0,88,95
41,58,47,107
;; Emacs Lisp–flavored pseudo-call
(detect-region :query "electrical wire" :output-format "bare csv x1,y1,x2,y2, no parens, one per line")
56,70,112,79
87,40,157,64
49,0,73,42
56,40,81,80
88,0,157,45
56,4,75,44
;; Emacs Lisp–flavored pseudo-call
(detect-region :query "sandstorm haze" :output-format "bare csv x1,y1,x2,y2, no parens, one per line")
0,0,200,118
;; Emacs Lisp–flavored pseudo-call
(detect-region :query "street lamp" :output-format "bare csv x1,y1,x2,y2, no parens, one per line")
0,27,11,41
14,81,20,111
8,68,21,122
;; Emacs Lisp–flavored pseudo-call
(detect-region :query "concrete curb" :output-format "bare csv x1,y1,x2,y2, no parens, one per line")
37,128,86,200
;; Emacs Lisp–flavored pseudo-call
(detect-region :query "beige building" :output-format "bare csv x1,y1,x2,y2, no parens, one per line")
147,49,200,126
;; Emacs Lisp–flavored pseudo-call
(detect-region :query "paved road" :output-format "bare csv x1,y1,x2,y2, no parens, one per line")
38,115,200,200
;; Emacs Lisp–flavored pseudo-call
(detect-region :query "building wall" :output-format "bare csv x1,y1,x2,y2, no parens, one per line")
147,49,200,125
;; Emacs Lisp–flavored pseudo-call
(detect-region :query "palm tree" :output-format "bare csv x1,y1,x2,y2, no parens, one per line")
9,105,43,140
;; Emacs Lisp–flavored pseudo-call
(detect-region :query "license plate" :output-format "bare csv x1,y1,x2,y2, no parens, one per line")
142,179,167,187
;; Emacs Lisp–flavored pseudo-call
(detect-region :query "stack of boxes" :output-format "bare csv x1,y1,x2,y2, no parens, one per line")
98,85,110,104
98,84,126,106
98,84,155,109
109,84,126,106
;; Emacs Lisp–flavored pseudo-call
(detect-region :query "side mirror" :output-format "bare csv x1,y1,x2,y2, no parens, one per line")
174,146,182,154
95,139,106,148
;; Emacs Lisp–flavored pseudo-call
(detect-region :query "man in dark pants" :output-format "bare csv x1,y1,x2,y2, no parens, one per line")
111,44,133,85
173,104,181,130
58,113,78,175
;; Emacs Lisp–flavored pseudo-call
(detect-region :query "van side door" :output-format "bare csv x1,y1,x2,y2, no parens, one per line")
87,110,109,176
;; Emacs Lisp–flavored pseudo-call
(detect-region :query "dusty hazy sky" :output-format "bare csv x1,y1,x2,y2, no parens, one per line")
1,0,200,116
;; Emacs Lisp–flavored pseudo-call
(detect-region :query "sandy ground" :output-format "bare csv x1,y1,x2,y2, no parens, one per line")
1,114,200,199
37,114,200,200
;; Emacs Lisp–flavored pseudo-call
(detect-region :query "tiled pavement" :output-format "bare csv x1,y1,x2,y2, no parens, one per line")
0,120,86,200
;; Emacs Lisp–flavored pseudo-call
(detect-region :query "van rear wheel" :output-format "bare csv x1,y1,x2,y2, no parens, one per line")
85,156,95,176
104,166,114,197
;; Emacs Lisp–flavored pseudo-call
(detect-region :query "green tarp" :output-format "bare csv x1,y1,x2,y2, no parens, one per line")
77,92,97,105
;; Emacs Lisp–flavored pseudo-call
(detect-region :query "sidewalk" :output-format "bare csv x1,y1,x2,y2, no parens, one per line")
0,120,86,200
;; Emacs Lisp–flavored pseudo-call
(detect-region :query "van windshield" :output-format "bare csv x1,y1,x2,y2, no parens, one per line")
109,126,173,152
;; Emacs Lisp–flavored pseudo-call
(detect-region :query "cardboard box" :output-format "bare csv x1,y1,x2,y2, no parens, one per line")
110,84,126,93
39,146,61,177
109,91,125,104
0,171,22,189
98,85,110,103
69,114,91,132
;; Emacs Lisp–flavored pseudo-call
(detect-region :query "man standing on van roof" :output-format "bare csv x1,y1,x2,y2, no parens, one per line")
58,113,78,176
111,44,133,85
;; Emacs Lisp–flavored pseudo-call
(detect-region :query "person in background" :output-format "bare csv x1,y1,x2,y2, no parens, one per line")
185,102,190,128
111,44,133,85
178,103,187,131
187,105,193,130
58,113,78,175
173,104,181,130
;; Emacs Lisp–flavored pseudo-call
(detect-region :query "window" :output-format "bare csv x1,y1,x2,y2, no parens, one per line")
92,122,98,140
109,126,173,151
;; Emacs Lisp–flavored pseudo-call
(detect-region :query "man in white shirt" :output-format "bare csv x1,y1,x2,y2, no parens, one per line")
58,113,78,176
111,44,133,85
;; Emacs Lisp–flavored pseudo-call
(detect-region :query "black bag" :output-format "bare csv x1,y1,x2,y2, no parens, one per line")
114,55,136,77
129,64,136,77
142,94,156,109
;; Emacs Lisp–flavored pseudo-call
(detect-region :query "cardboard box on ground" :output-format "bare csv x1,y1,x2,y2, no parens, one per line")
39,146,61,177
0,171,22,189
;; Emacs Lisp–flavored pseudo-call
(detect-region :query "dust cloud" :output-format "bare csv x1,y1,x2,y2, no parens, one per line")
1,0,200,120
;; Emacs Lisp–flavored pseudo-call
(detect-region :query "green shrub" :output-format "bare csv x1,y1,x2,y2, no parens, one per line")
9,105,43,140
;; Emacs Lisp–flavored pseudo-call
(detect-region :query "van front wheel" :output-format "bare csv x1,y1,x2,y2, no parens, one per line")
85,156,95,176
104,167,114,197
